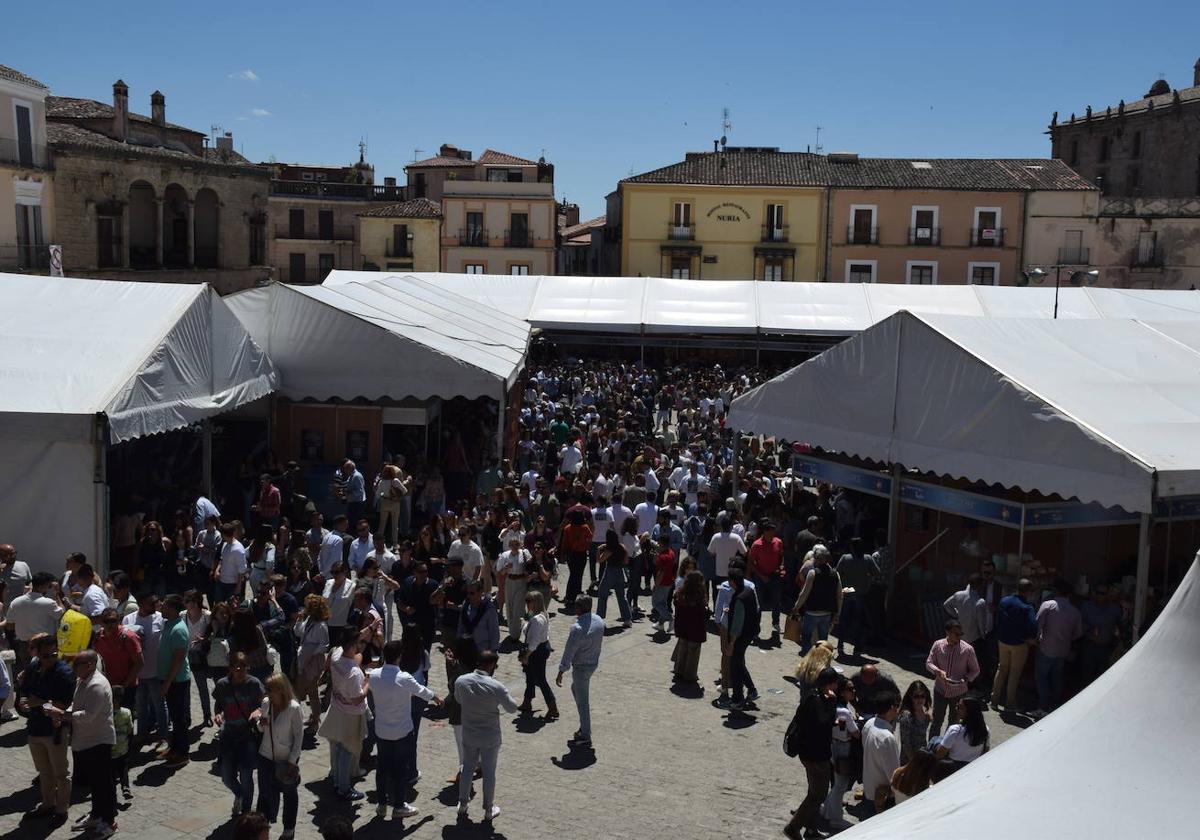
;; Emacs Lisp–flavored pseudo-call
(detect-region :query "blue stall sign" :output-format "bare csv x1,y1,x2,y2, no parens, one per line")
1156,498,1200,521
792,456,892,498
1024,502,1140,530
899,480,1022,529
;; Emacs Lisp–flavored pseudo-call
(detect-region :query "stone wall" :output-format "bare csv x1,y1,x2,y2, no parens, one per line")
51,147,270,291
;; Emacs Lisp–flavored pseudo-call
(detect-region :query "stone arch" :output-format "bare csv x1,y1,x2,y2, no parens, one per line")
195,188,220,268
128,180,157,268
162,183,189,267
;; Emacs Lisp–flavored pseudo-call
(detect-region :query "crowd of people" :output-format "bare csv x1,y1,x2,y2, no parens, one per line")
0,357,1134,839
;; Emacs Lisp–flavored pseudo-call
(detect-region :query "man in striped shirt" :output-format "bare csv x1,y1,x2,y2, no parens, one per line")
925,619,979,736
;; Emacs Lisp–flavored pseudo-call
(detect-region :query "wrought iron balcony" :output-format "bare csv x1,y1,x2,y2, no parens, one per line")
847,226,879,245
667,223,695,241
274,224,355,241
1057,247,1090,265
970,227,1006,247
504,229,534,248
0,137,53,169
907,227,941,246
459,228,489,247
761,224,789,243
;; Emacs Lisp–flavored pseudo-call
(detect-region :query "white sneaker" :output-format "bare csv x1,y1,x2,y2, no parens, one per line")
457,802,469,816
393,804,419,819
76,814,102,829
485,805,501,821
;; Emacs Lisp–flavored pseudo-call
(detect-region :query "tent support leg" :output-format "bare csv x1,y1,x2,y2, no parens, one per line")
495,391,506,460
1164,514,1173,595
202,417,213,498
1134,511,1152,642
731,430,740,508
94,418,109,577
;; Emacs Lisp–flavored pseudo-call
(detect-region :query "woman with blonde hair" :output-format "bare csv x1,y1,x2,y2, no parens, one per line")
375,464,406,548
293,593,331,727
517,590,557,719
255,673,303,839
795,639,836,689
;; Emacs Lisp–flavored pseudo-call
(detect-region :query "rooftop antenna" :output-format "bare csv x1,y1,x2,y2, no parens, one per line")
720,107,731,150
358,138,367,163
814,125,824,155
412,148,424,163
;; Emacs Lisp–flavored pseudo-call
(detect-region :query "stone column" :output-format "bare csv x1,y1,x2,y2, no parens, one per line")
154,198,164,266
121,203,131,268
186,199,195,266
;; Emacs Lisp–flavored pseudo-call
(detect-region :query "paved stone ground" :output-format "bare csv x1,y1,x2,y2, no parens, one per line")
0,609,1026,840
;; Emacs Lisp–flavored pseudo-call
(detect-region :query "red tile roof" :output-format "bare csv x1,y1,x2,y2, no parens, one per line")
405,155,474,169
47,95,203,135
0,64,47,90
357,198,443,219
478,149,537,166
560,215,606,239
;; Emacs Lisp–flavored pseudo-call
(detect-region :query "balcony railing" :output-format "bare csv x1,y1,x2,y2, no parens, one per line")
274,224,355,241
761,225,789,243
0,137,53,169
1132,249,1164,268
847,226,879,245
459,228,489,247
907,227,942,246
504,229,534,248
1057,247,1090,265
667,223,695,241
0,243,51,271
268,180,406,201
386,242,413,258
971,228,1006,247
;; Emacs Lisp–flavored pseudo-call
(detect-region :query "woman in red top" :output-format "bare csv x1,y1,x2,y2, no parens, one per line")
651,545,677,632
671,570,709,684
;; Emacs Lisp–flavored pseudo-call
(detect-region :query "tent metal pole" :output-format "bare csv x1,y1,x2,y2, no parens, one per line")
202,417,213,498
94,415,109,577
495,390,506,460
1018,510,1026,558
1134,506,1154,642
887,464,901,549
1164,512,1173,594
731,430,740,508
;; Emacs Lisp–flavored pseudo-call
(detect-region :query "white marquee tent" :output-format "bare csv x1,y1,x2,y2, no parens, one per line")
727,310,1200,629
833,552,1200,839
226,276,532,402
324,270,1200,336
0,274,278,571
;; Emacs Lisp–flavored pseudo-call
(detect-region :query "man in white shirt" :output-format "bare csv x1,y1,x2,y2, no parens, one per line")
608,499,634,537
520,468,540,496
943,573,992,647
346,521,374,576
5,571,62,668
0,544,32,608
707,515,748,583
192,494,221,535
559,439,584,478
77,563,109,622
592,470,613,503
448,527,485,583
367,639,442,820
675,463,709,508
643,466,661,501
317,515,348,577
861,693,902,814
454,649,518,822
494,538,531,642
323,562,356,631
213,524,247,604
634,499,659,537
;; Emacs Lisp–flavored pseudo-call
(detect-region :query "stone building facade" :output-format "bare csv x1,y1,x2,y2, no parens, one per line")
1049,59,1200,198
0,64,54,273
47,81,271,293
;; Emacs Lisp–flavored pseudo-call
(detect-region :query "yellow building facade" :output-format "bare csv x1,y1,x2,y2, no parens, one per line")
621,182,824,281
357,198,442,273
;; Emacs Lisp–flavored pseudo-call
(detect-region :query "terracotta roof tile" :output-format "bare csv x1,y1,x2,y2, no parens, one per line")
478,149,537,166
357,198,443,219
47,122,263,172
560,215,606,239
46,95,202,135
0,64,48,90
406,155,474,169
622,151,1094,191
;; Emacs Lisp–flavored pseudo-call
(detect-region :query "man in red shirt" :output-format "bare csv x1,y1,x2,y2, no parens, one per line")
252,473,282,527
749,520,785,636
92,607,143,712
651,544,677,633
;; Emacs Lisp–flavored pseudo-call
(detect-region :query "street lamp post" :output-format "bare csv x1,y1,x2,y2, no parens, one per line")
1019,266,1101,318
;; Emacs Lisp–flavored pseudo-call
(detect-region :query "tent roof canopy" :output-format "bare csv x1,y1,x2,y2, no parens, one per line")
728,310,1200,513
0,273,277,443
833,554,1200,839
323,270,1200,336
226,276,531,402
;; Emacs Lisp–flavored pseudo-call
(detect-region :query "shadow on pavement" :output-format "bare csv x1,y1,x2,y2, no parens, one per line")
511,713,550,734
550,743,596,770
721,711,757,730
440,817,509,839
669,682,705,699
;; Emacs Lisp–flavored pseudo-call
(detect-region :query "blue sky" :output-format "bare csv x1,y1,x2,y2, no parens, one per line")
8,0,1198,217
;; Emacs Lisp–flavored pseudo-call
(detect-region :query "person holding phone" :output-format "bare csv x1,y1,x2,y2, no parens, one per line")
925,619,980,736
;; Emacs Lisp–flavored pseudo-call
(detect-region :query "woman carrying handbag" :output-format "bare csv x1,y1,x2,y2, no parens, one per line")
255,674,303,840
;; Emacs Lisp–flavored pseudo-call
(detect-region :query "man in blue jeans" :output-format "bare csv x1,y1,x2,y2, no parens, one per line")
212,653,265,816
835,539,871,657
791,545,842,655
121,593,168,749
1033,578,1083,717
556,594,604,748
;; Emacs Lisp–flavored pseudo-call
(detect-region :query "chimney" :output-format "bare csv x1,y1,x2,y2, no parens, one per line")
439,143,459,158
215,131,233,152
1194,57,1200,87
112,79,129,141
383,176,396,187
150,90,165,126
